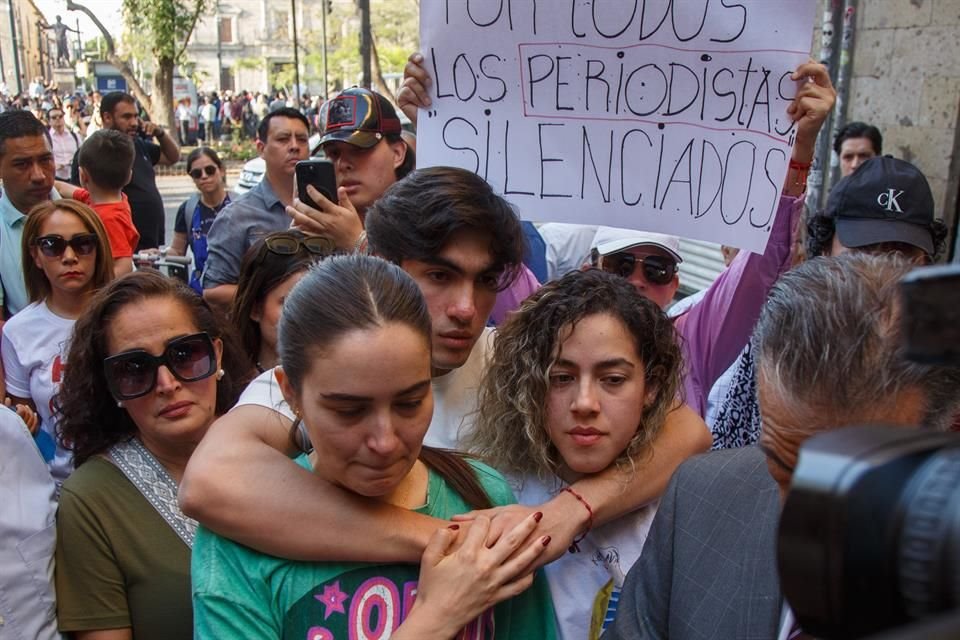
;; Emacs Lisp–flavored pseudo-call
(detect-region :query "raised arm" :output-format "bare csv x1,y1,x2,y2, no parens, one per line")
673,61,835,415
180,403,444,561
141,120,180,165
397,52,432,126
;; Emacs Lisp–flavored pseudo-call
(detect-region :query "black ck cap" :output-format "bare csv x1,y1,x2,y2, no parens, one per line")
825,156,935,256
319,87,402,149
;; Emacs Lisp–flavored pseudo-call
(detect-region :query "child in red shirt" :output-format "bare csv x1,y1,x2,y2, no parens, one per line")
55,129,139,276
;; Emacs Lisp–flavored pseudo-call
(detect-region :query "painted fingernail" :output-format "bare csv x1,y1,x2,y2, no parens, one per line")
448,524,460,530
541,536,551,547
533,512,543,523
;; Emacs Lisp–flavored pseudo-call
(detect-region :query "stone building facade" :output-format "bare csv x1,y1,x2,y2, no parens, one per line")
819,0,959,258
0,0,56,95
186,0,326,96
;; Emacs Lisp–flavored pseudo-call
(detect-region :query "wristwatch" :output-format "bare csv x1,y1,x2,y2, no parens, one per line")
155,127,165,139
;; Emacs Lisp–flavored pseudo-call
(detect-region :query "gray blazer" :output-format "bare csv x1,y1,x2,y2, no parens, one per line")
604,447,782,640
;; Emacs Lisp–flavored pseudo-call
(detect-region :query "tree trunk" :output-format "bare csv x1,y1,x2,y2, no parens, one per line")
65,0,154,117
152,57,174,130
370,37,394,101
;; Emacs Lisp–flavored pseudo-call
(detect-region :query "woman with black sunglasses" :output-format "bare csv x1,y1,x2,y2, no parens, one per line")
169,147,234,293
1,199,113,487
53,271,253,639
231,231,335,373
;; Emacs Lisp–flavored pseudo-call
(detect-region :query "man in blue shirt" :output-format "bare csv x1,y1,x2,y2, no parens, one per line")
0,110,56,319
202,108,310,309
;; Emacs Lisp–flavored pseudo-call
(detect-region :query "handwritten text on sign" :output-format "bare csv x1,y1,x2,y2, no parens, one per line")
417,0,816,252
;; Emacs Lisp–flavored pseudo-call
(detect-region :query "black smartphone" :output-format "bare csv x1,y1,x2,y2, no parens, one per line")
296,159,337,209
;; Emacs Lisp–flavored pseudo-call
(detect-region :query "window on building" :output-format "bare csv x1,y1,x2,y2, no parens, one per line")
272,10,290,40
218,17,233,44
220,67,234,93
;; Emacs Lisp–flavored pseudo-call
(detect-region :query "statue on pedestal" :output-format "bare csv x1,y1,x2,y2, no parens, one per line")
43,16,79,67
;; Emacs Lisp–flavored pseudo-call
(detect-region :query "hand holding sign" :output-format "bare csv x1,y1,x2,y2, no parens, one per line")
788,61,836,162
417,0,819,252
398,52,432,124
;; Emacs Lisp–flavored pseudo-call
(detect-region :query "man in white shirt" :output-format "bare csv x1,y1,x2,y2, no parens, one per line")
47,107,80,181
0,406,61,640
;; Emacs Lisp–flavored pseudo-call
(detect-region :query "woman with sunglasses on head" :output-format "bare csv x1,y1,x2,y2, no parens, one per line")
469,269,683,640
53,271,252,640
169,147,234,293
232,231,335,372
193,255,556,639
1,200,113,487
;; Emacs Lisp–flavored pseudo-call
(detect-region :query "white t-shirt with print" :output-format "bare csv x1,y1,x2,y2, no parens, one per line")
234,328,495,451
1,300,75,484
513,474,658,640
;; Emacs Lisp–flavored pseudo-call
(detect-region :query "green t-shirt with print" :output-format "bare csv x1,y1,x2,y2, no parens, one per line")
192,455,556,639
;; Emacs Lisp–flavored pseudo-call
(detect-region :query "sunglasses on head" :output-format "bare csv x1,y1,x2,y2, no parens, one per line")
104,332,218,401
35,234,98,258
188,165,218,180
260,235,335,259
600,252,678,285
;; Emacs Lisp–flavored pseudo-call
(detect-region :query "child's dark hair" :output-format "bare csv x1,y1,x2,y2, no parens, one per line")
78,129,135,190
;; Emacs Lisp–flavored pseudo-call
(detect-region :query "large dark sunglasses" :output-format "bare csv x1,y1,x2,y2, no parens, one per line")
260,234,335,258
601,252,678,285
188,165,218,179
104,332,217,401
35,234,98,258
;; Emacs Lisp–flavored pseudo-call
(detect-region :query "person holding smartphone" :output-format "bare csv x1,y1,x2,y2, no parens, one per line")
202,108,310,311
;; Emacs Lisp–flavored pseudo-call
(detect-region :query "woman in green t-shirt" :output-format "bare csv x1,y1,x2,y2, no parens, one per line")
192,255,556,639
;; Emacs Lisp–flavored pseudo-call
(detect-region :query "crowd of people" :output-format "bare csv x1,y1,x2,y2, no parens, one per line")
0,46,957,640
2,78,330,146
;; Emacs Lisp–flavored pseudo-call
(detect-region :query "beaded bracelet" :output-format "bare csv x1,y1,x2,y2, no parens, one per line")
353,230,369,255
562,486,594,553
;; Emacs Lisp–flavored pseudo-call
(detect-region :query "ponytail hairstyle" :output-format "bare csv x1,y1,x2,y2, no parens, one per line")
278,254,493,509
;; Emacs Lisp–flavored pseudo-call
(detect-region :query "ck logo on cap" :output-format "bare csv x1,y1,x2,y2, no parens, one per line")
877,188,905,213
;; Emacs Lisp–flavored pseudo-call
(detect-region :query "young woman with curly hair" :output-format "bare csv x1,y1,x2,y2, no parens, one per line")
2,199,114,486
54,270,253,639
468,268,684,640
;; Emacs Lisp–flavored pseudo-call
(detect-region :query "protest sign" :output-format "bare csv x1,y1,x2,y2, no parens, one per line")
417,0,817,252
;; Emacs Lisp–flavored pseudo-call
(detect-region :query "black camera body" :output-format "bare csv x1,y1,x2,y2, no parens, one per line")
780,426,960,638
778,264,960,639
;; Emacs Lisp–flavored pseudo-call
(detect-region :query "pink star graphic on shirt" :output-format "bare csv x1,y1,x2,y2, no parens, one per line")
314,581,349,619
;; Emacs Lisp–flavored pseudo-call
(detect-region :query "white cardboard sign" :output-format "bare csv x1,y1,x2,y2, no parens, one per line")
417,0,816,252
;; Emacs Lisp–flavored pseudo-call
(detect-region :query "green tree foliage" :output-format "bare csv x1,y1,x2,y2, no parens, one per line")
122,0,208,62
68,0,209,128
302,0,418,97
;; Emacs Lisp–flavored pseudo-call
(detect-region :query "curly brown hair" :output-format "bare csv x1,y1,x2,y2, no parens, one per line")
468,269,684,481
56,270,254,467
